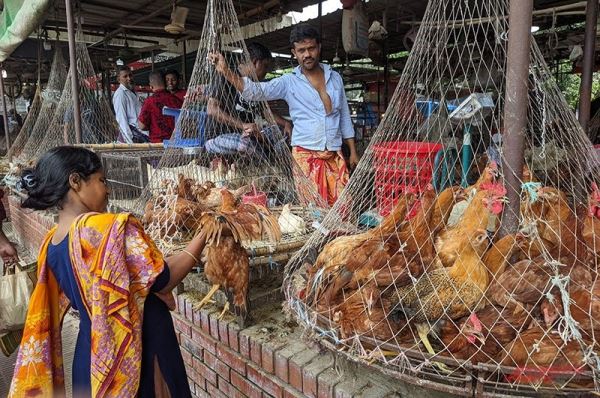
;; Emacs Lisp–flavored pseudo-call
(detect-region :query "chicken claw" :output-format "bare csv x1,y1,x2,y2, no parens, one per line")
217,302,230,320
195,284,221,309
416,323,452,374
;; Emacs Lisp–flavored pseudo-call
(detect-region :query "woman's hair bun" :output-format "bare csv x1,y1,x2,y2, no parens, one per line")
20,169,38,192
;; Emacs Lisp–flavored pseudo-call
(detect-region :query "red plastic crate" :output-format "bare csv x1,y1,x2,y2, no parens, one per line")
373,141,442,215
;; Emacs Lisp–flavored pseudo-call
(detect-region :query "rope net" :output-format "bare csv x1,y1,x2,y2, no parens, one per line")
17,47,67,163
7,86,42,159
284,0,600,393
130,0,327,259
28,42,118,158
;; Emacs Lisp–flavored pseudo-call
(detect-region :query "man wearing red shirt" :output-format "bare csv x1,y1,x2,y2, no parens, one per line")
165,69,187,102
138,71,183,142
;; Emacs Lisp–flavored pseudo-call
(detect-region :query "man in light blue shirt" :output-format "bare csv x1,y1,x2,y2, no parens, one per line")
112,66,145,143
210,24,358,205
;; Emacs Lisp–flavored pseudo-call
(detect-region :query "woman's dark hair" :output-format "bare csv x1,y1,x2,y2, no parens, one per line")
20,146,102,210
289,24,321,47
247,42,272,62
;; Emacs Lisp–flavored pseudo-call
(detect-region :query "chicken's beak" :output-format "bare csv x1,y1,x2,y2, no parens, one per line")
472,330,485,345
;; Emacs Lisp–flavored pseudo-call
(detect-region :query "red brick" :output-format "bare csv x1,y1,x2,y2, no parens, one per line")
173,316,192,337
218,319,230,346
180,335,203,358
192,309,202,327
274,342,306,383
250,338,263,366
231,370,262,398
185,299,194,320
247,362,283,398
218,376,244,398
193,357,217,386
217,345,246,376
188,378,195,395
200,309,211,333
317,368,341,398
283,389,304,398
177,295,186,314
180,347,192,366
262,342,285,374
210,314,220,340
302,354,334,398
203,350,218,370
239,332,251,359
188,368,206,390
288,349,319,392
206,382,228,398
191,326,217,354
229,324,240,352
195,384,211,398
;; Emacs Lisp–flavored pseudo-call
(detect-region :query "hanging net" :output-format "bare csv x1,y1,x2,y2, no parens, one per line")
28,42,118,159
284,0,600,394
7,86,42,160
17,47,68,163
129,0,327,325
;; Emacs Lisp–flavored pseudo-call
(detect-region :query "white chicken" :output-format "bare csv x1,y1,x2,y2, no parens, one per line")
278,204,307,236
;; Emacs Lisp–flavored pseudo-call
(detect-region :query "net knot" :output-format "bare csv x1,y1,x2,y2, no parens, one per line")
522,182,542,203
549,273,583,343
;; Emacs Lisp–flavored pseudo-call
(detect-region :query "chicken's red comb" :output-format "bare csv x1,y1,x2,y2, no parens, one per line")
469,312,483,332
489,161,498,170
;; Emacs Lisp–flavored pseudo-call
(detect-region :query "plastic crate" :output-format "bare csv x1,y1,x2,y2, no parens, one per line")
415,99,459,118
373,141,442,215
162,107,207,146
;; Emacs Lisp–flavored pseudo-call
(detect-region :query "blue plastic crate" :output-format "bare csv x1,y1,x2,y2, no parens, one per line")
162,107,207,146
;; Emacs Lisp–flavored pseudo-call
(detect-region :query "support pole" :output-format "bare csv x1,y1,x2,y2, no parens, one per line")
65,0,82,144
500,0,534,237
182,40,187,86
0,68,10,152
578,0,598,132
318,1,323,38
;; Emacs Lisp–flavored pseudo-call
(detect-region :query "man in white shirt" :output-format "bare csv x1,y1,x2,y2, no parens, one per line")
112,66,144,143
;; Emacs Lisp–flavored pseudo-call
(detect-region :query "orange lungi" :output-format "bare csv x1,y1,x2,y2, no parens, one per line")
292,146,349,206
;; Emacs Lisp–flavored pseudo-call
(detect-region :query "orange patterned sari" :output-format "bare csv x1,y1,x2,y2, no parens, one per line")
9,212,165,397
292,147,349,206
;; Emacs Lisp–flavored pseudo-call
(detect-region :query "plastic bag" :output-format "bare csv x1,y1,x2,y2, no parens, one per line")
0,263,35,333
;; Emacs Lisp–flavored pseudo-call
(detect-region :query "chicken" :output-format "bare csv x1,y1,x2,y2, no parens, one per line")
201,236,250,326
498,326,591,387
482,233,522,279
440,305,534,364
278,204,307,235
332,284,407,343
582,182,600,255
465,161,499,196
393,229,493,366
198,189,281,245
318,186,460,307
489,255,592,317
142,196,205,239
435,182,507,268
194,189,281,326
305,192,416,305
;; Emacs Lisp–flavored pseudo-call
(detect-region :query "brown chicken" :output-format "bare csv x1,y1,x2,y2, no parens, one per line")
464,161,499,196
435,182,507,268
393,228,493,362
440,305,534,364
201,236,250,326
332,284,409,344
582,182,600,255
194,189,281,326
319,186,461,307
498,326,591,387
305,192,416,305
142,196,205,238
482,233,522,279
489,255,592,317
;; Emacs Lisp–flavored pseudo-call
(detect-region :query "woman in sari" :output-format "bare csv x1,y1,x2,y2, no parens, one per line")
10,146,205,397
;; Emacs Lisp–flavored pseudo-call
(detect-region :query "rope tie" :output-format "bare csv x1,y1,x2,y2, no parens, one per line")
522,182,542,203
549,273,582,343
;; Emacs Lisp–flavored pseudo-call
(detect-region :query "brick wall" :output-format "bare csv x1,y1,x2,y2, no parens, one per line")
173,295,456,398
8,195,55,256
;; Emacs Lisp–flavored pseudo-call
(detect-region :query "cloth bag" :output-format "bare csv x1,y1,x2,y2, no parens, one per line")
0,262,35,334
